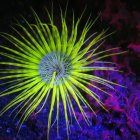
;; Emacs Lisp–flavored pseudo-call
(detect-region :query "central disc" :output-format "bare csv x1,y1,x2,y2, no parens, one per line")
39,52,71,85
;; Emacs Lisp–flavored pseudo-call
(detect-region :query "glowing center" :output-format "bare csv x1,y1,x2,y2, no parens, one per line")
39,52,71,85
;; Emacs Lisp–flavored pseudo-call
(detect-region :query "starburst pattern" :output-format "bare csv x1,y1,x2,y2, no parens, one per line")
0,8,126,139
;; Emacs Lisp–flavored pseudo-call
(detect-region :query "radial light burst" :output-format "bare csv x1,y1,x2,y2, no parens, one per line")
0,8,126,139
